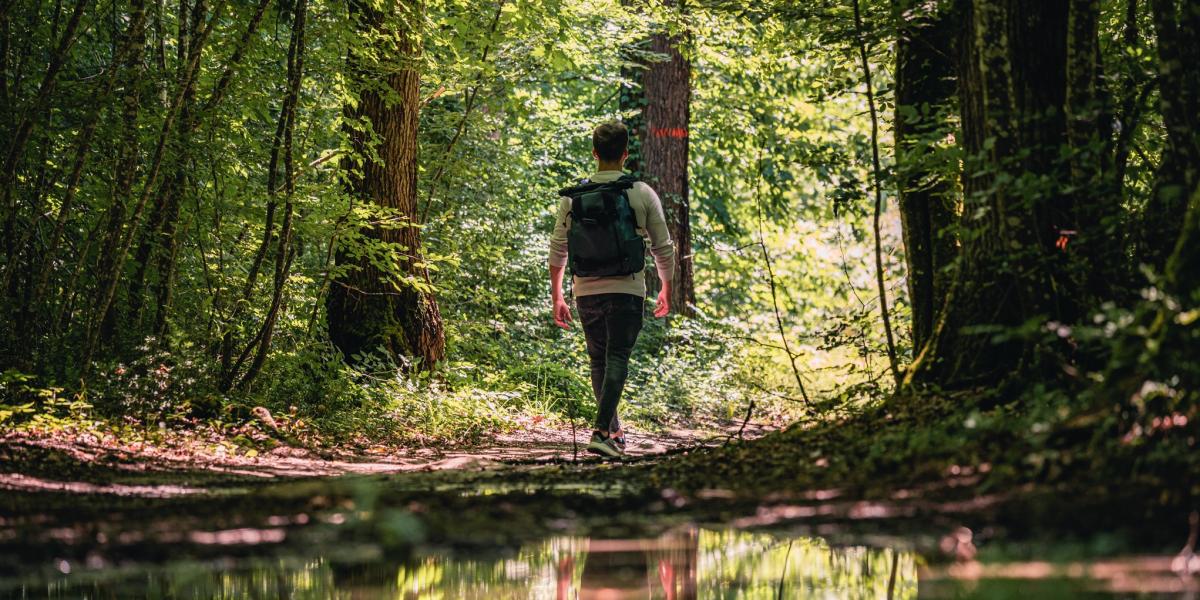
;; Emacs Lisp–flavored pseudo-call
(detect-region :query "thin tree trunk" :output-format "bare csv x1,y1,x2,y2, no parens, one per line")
23,0,149,346
1,0,90,270
1066,0,1123,302
126,0,270,339
92,0,150,345
235,0,307,390
81,0,226,370
756,144,810,405
147,0,274,337
894,0,958,354
853,0,900,384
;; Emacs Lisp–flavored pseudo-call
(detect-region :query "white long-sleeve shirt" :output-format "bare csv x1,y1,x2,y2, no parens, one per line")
549,170,676,298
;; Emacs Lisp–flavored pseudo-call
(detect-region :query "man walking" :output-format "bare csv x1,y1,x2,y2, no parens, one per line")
549,121,676,458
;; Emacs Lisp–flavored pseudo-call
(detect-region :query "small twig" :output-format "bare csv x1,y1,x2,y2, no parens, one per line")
886,549,899,599
744,379,808,405
736,399,755,440
566,385,578,462
755,141,811,406
270,150,340,195
420,0,507,224
776,539,795,600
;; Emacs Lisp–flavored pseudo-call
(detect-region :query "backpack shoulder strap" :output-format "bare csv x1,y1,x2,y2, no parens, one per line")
614,176,645,228
559,178,603,197
570,194,582,221
560,175,638,195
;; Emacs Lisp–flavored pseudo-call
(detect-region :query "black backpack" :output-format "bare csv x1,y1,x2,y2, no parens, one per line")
559,175,646,278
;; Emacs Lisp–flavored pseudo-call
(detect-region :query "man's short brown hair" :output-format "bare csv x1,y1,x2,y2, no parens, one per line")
592,122,629,162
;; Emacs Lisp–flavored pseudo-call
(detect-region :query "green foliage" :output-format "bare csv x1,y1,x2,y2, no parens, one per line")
7,0,1186,461
0,370,89,429
0,0,910,443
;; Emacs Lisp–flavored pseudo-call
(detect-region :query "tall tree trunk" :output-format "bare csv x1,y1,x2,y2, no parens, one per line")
145,0,273,339
908,0,1073,388
894,0,959,353
618,31,646,177
328,0,445,369
94,0,150,346
1066,0,1123,302
22,2,149,356
1136,0,1200,271
640,0,693,315
1,0,90,278
231,0,307,390
129,0,202,336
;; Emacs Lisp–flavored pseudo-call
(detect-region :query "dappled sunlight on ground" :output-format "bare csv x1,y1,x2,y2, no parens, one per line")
0,473,206,498
0,421,768,488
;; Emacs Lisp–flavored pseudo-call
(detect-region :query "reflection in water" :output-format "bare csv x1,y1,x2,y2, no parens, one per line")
392,528,914,599
12,528,917,599
569,529,698,599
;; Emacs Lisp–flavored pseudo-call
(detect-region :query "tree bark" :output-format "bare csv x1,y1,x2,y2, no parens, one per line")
908,0,1073,388
328,0,445,369
894,0,959,353
640,0,693,315
1136,0,1200,271
94,0,150,345
1066,0,1123,302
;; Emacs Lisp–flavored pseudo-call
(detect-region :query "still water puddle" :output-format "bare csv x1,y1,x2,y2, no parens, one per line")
11,526,1197,598
15,528,915,599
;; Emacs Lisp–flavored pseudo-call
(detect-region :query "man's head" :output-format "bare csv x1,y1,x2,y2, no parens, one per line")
592,121,629,166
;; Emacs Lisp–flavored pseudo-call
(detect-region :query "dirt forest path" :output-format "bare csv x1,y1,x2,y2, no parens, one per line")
0,419,774,495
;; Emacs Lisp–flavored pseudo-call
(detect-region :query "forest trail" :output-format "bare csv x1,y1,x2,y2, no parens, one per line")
0,419,772,493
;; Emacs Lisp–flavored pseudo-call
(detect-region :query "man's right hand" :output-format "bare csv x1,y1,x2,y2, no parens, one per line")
553,298,573,329
654,282,671,318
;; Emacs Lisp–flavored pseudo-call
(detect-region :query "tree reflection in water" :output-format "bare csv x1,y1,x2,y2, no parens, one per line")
16,527,918,598
560,527,699,600
14,524,1199,597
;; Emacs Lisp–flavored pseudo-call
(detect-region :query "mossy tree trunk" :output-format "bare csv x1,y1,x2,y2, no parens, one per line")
894,0,959,353
908,0,1075,387
328,0,445,370
1065,0,1123,303
618,0,646,178
1135,0,1200,271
